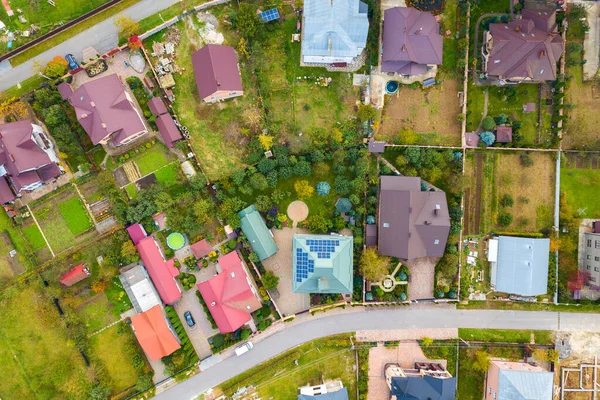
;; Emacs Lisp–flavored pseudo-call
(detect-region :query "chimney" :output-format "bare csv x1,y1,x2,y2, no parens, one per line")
90,101,96,107
424,221,432,225
216,80,221,87
101,123,107,129
515,25,520,32
434,204,440,215
231,272,235,278
414,27,423,35
401,44,406,52
211,301,216,306
81,113,88,119
539,50,545,58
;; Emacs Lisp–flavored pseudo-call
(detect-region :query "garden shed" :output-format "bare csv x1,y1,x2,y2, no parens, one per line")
238,205,278,261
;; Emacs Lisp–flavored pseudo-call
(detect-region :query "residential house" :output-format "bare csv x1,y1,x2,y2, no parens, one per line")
59,264,90,286
58,74,148,147
482,9,564,83
197,251,261,333
381,7,443,75
292,234,353,294
192,44,244,103
495,126,513,143
130,305,180,361
386,362,455,400
378,176,450,260
580,221,600,286
147,97,182,148
0,120,61,202
488,236,550,296
119,264,162,313
301,0,369,66
485,360,553,400
238,205,278,261
298,379,348,399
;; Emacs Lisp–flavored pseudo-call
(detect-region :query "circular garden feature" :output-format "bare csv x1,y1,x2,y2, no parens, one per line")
166,232,186,250
385,81,399,94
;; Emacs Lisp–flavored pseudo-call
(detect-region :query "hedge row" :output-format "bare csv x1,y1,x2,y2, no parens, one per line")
165,306,199,365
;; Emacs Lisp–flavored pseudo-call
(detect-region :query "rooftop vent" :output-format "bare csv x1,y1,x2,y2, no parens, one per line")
246,305,251,310
434,239,439,245
101,123,107,129
90,101,96,107
383,222,390,228
79,96,84,101
540,68,544,74
231,272,235,278
211,301,216,306
81,113,88,119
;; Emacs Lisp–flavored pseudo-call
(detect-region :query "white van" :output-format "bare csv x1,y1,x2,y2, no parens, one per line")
235,341,253,356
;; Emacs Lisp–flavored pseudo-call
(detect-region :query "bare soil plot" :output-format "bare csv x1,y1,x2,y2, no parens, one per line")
464,153,483,236
377,79,462,146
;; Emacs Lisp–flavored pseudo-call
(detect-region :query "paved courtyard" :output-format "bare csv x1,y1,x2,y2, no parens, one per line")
402,257,436,300
262,227,311,316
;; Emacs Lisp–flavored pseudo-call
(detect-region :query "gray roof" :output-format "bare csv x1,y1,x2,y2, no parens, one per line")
302,0,369,63
368,138,385,153
494,236,550,296
298,387,349,400
119,264,162,313
390,376,456,400
378,176,450,260
498,369,553,400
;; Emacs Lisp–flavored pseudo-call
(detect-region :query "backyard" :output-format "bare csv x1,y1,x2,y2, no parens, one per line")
561,154,600,217
0,209,36,287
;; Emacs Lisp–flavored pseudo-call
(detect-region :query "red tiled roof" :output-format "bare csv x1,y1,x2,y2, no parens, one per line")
136,236,182,305
60,264,90,286
192,45,243,100
155,113,182,149
131,305,180,360
0,177,15,204
191,239,212,259
127,223,147,244
197,251,261,333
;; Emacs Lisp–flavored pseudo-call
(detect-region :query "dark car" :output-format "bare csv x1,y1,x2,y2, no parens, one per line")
183,311,196,329
65,54,79,70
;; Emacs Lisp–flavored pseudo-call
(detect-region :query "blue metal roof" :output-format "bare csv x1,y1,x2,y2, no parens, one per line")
498,368,553,400
259,8,279,23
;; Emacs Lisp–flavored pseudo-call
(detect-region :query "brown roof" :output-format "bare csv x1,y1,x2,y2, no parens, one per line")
192,44,243,100
365,224,378,246
155,113,182,149
486,9,563,81
148,97,168,116
495,126,513,143
64,74,147,145
378,176,450,260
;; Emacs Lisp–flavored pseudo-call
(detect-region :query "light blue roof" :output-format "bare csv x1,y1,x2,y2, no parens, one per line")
498,369,553,400
494,236,550,296
238,205,278,261
292,234,353,294
302,0,369,62
298,387,349,400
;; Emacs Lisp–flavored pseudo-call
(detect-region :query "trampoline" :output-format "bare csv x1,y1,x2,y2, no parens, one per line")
166,232,186,250
385,81,399,94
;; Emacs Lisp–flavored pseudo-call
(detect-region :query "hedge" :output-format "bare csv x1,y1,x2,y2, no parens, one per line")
195,290,218,330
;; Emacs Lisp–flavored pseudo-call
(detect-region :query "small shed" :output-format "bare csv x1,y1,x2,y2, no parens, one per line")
126,223,147,245
191,239,212,259
60,264,90,287
368,138,385,153
153,212,167,231
148,97,168,116
495,126,513,143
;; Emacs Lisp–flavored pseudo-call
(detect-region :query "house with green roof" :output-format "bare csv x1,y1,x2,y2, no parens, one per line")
238,205,278,261
293,234,353,294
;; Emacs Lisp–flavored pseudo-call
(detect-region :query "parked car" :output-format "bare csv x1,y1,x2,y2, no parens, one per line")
65,54,79,70
183,311,196,329
235,341,253,356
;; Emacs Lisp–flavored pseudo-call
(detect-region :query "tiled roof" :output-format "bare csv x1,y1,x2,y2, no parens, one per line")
131,305,180,360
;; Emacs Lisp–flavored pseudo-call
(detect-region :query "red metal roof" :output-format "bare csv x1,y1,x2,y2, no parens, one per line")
126,223,147,245
155,113,182,148
190,239,212,259
60,264,90,286
192,44,243,100
197,251,261,333
0,176,15,204
136,236,182,305
131,305,180,360
148,97,168,116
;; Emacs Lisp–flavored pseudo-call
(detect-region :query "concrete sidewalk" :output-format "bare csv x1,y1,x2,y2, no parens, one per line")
583,2,600,80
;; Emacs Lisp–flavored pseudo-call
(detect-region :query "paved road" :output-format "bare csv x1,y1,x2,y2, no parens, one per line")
154,308,600,400
0,0,182,91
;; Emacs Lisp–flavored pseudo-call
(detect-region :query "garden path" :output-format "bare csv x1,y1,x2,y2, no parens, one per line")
475,88,489,134
26,204,54,257
73,182,97,226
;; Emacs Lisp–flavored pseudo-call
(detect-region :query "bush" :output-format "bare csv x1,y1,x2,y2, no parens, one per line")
498,213,514,227
257,319,272,331
241,329,251,340
480,131,495,146
316,181,331,196
482,116,496,131
500,194,514,207
261,271,279,290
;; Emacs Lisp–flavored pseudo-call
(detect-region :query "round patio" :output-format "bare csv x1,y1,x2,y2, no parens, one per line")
287,200,309,228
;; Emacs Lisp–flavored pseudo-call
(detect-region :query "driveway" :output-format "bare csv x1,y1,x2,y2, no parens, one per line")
583,2,600,80
173,287,219,360
402,257,436,300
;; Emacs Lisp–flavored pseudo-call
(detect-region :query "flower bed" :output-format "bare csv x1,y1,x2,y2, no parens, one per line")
85,59,108,77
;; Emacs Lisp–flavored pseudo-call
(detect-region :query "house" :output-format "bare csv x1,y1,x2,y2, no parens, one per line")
495,126,513,143
130,305,180,361
386,362,455,400
378,176,450,260
147,97,182,148
59,264,90,286
197,251,261,333
0,120,61,202
119,264,162,313
485,360,553,400
298,379,348,399
190,239,212,259
58,74,148,147
482,9,564,83
580,222,600,286
192,44,243,103
301,0,369,66
292,234,353,294
381,7,443,75
238,205,278,261
489,236,550,296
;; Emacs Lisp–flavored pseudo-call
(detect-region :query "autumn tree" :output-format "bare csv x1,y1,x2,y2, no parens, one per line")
114,15,140,38
294,179,315,199
235,3,259,41
44,56,68,78
359,247,391,281
258,135,273,151
0,98,29,120
121,241,138,263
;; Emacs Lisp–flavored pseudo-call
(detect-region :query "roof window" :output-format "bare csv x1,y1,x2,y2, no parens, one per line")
383,223,390,228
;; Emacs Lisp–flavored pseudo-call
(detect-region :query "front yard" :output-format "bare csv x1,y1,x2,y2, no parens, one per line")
561,155,600,218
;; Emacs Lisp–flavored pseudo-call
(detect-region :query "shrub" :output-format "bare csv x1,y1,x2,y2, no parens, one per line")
241,329,251,340
257,319,272,331
480,131,495,146
482,116,496,131
316,181,331,196
498,212,514,227
261,271,279,290
500,194,514,207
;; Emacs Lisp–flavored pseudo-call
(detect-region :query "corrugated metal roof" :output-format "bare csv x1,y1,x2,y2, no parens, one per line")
298,387,349,400
238,205,279,261
498,369,553,400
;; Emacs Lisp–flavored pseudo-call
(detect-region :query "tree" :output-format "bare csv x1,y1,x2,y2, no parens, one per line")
497,212,513,227
249,173,268,191
316,181,331,196
482,116,496,131
135,374,154,392
405,147,422,168
397,126,419,145
294,160,311,176
257,158,276,174
500,194,514,207
255,195,273,212
261,271,280,290
421,337,434,347
479,131,495,146
121,241,138,262
44,56,68,78
231,169,246,186
305,215,329,233
114,15,140,38
235,3,259,41
294,180,315,199
258,134,273,151
249,252,259,263
193,199,215,224
44,105,68,126
472,350,490,372
360,247,391,281
357,104,376,122
494,114,507,125
333,176,351,195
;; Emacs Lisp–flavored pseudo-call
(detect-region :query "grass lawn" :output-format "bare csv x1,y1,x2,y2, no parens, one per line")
218,335,357,398
155,162,182,187
458,329,554,345
0,75,45,100
89,146,107,168
561,167,600,217
105,276,133,317
420,340,458,376
0,284,93,399
132,146,170,176
58,197,93,236
77,294,118,334
125,183,137,200
21,224,46,251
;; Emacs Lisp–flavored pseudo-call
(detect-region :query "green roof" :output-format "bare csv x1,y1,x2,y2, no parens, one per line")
238,205,279,261
292,234,353,294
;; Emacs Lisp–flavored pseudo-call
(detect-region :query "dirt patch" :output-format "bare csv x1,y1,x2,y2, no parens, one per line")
112,166,130,187
136,174,157,190
0,231,25,277
567,332,600,360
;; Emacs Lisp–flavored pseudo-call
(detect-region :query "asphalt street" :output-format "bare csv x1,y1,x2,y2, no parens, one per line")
154,307,599,400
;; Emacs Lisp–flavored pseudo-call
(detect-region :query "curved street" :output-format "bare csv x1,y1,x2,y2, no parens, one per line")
154,307,600,399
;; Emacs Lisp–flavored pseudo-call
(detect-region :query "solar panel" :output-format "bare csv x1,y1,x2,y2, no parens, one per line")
259,8,279,23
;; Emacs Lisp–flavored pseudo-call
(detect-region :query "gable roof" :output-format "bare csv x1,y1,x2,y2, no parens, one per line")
191,239,212,259
192,44,243,100
60,264,90,286
62,74,146,145
382,7,443,74
298,388,349,400
238,205,278,260
119,264,162,313
302,0,369,61
155,113,182,149
0,176,15,204
136,236,182,304
491,361,553,400
292,234,353,294
197,251,261,333
493,236,550,296
378,176,451,260
127,223,147,245
0,121,53,174
486,9,563,81
130,305,180,361
147,97,168,116
390,376,456,400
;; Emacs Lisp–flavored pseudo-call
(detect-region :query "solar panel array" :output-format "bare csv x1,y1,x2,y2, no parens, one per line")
307,239,340,259
295,239,342,283
296,248,315,282
259,8,279,22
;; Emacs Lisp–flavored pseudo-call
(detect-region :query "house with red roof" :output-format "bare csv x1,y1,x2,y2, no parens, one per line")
197,251,261,333
58,74,148,147
191,239,212,259
136,236,182,305
0,120,62,203
127,223,148,245
192,44,244,103
130,305,180,361
60,264,90,287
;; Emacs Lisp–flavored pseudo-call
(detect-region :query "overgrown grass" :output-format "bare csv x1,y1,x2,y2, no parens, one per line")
419,339,458,376
58,197,93,236
458,300,600,313
77,294,117,334
105,276,133,317
21,224,46,251
458,329,554,345
0,75,45,99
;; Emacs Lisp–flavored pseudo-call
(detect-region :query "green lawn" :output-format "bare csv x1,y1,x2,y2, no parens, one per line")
77,294,118,334
125,183,137,200
58,197,93,236
89,146,107,168
1,75,45,100
419,340,458,376
21,224,46,251
105,277,133,317
561,168,600,217
458,329,554,345
134,146,170,176
155,162,181,187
